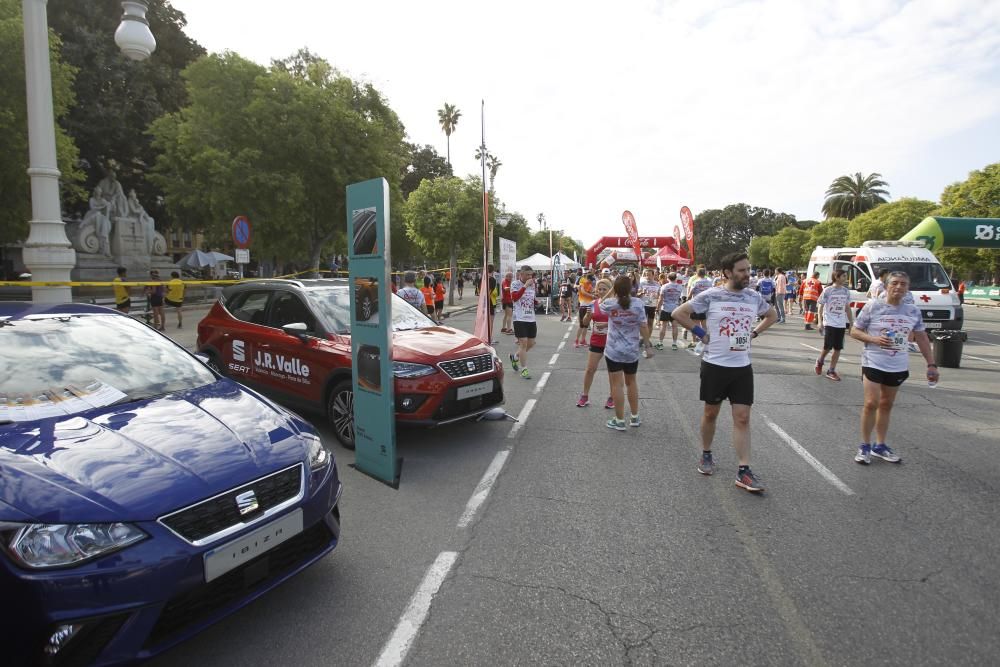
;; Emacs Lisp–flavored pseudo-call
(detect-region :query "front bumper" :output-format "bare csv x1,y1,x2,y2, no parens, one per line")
1,464,342,666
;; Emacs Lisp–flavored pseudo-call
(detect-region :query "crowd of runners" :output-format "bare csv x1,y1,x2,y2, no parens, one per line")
494,253,940,495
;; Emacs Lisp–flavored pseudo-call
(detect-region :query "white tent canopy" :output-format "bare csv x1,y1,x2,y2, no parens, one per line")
551,251,581,269
515,252,552,271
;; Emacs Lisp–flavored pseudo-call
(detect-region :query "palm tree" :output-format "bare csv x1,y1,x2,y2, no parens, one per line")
487,154,502,191
822,172,890,219
437,103,461,166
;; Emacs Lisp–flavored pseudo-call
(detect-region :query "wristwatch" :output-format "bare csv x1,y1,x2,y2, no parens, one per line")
927,364,938,368
751,331,759,339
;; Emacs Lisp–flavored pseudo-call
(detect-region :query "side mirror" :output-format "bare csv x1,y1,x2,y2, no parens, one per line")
193,352,211,365
282,322,309,341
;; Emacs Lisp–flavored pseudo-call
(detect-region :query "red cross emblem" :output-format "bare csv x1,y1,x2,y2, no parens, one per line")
920,294,931,302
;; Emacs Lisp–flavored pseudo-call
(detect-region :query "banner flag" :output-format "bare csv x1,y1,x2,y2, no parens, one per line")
622,210,642,261
680,206,695,261
498,237,517,279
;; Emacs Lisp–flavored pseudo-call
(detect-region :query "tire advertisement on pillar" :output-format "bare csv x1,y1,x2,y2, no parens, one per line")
347,177,400,487
680,206,695,262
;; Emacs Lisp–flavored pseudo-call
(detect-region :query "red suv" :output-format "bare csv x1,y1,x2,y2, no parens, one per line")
197,279,504,448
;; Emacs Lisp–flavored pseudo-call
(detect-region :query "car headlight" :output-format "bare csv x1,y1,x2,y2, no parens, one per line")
304,434,331,472
0,521,146,569
392,361,436,378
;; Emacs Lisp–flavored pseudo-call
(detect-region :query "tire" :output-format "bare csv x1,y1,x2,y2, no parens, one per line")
327,380,356,449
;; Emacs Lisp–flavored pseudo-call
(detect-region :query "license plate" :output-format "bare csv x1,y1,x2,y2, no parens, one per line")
203,509,303,582
924,322,943,329
457,380,493,400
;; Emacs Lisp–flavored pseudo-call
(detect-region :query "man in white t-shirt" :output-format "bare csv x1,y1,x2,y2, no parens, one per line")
672,252,777,493
815,269,853,381
397,272,425,312
508,265,537,380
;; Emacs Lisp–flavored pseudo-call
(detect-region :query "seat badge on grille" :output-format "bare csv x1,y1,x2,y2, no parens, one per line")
467,361,476,371
235,490,259,515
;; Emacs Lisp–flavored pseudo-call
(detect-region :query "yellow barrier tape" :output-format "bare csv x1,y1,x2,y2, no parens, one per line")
0,267,326,288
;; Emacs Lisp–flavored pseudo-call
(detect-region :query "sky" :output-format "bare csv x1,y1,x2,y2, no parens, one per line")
168,0,1000,249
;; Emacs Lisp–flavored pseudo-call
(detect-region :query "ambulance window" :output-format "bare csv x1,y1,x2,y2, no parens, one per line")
813,263,831,283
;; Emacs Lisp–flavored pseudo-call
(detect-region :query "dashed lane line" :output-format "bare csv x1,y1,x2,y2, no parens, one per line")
507,398,537,438
557,341,566,351
759,414,855,496
533,371,551,394
456,450,511,528
964,353,1000,365
548,353,559,366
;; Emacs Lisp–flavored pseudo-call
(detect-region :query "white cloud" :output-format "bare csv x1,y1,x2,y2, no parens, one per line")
168,0,1000,250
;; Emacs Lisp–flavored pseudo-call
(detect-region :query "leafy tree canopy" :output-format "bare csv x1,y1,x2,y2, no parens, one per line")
692,203,797,268
935,163,1000,280
149,50,408,269
48,0,204,229
846,198,937,246
822,172,890,220
748,235,772,268
768,226,812,269
401,143,451,199
808,217,850,249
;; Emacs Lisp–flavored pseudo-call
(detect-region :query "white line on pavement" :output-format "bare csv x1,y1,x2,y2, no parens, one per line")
373,551,459,667
760,414,855,496
969,338,1000,347
563,331,570,340
456,450,511,528
964,353,1000,365
507,398,537,438
533,371,551,394
557,341,565,351
548,353,559,366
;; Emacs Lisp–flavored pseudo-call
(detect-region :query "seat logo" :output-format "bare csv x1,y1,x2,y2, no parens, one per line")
233,340,246,362
467,361,476,371
235,490,258,515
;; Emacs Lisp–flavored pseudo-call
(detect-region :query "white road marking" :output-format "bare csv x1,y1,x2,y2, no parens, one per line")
533,371,551,394
557,341,565,351
548,353,559,366
456,450,511,528
760,414,855,496
374,551,459,667
964,354,1000,365
507,398,537,438
969,338,1000,347
562,331,570,340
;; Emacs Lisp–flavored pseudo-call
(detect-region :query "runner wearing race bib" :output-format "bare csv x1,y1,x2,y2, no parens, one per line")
576,278,615,410
655,272,684,350
814,269,853,381
508,266,538,380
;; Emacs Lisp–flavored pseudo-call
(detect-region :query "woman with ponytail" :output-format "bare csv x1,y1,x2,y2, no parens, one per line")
600,275,653,430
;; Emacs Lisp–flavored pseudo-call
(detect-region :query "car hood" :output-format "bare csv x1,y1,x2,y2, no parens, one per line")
0,380,308,523
391,326,492,363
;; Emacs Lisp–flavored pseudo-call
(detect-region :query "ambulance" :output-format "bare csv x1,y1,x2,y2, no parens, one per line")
806,240,963,331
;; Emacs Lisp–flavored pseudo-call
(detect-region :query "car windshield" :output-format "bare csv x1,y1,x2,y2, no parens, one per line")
306,287,435,333
0,313,216,421
870,262,952,291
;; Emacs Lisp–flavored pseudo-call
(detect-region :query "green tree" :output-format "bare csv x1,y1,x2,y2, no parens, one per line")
493,211,531,256
401,143,451,199
692,204,797,268
404,176,482,303
935,162,1000,280
808,217,850,249
822,172,890,219
846,198,937,246
748,235,772,267
149,51,407,270
486,153,502,191
768,227,812,268
0,0,83,244
48,0,204,228
437,102,460,166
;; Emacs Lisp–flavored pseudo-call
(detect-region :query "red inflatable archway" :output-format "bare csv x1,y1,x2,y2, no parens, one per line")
585,236,689,268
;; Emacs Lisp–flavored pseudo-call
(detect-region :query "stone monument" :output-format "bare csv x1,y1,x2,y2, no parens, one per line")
66,171,175,281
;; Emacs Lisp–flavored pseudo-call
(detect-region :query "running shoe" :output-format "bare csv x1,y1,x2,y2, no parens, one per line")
687,341,696,349
855,443,871,464
871,443,901,463
606,417,626,431
520,368,532,380
697,451,714,475
671,342,678,350
735,468,764,492
509,353,519,371
629,414,641,427
655,342,664,350
643,348,650,359
825,369,841,382
576,394,589,407
604,396,614,409
815,359,824,375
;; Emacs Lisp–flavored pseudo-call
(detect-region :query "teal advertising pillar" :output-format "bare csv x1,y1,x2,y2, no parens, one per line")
347,178,400,487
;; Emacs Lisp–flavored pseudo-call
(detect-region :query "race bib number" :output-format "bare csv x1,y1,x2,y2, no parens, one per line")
593,322,608,335
891,333,907,351
730,333,750,351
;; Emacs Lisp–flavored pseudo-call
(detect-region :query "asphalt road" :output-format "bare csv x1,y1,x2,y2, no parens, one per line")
151,301,1000,666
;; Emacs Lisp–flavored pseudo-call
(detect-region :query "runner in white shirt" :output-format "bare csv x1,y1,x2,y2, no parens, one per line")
638,269,661,337
397,272,426,312
672,253,777,493
508,265,537,380
814,269,854,381
850,271,938,465
654,272,684,350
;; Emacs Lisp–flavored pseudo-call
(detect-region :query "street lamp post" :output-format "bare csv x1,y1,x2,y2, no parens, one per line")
21,0,155,303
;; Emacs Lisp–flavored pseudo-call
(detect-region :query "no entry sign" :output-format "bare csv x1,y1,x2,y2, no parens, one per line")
232,216,252,249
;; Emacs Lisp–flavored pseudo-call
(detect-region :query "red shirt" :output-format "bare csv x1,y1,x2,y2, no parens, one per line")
501,278,513,305
589,300,609,347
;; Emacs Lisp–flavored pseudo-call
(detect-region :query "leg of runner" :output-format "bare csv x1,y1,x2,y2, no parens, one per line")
874,383,900,450
607,369,626,427
579,348,603,407
698,402,721,475
624,370,640,426
858,376,881,462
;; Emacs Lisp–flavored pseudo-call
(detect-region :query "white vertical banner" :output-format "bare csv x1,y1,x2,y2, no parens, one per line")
499,237,517,278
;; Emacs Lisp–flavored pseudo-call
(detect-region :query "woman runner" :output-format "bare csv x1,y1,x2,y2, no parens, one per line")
601,276,653,430
577,278,615,409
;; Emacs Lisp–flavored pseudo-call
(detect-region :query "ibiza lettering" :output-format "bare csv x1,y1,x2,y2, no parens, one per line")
254,351,311,378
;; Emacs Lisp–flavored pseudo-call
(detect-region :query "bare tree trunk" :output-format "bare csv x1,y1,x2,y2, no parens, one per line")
448,242,457,306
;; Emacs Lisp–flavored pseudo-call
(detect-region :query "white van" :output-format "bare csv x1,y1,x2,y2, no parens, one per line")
806,240,962,331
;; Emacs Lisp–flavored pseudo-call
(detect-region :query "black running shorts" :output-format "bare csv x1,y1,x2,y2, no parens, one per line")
644,305,656,319
589,344,605,355
513,321,537,339
699,360,754,405
578,306,591,326
862,366,909,387
823,325,846,351
659,310,674,323
605,357,639,375
165,298,183,308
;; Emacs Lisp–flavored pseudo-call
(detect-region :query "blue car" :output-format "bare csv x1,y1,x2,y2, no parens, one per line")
0,303,342,665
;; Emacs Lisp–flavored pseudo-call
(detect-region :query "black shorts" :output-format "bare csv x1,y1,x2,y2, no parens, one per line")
149,295,164,307
606,357,639,375
691,311,707,322
699,360,754,405
804,299,818,313
165,298,183,308
426,304,434,315
578,306,591,326
823,326,846,350
659,311,674,323
503,302,513,311
644,305,657,319
589,344,605,355
434,300,444,310
115,301,130,311
862,366,909,387
513,321,537,339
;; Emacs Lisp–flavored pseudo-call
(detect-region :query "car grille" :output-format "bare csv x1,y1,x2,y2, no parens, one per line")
144,515,337,649
434,379,504,420
160,464,303,544
438,353,494,379
921,309,948,320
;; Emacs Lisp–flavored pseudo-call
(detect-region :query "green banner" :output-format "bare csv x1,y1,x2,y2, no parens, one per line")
900,216,1000,251
967,286,1000,300
347,178,400,487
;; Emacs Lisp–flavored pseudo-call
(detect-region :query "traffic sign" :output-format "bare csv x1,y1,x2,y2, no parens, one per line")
235,248,250,264
232,216,252,249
